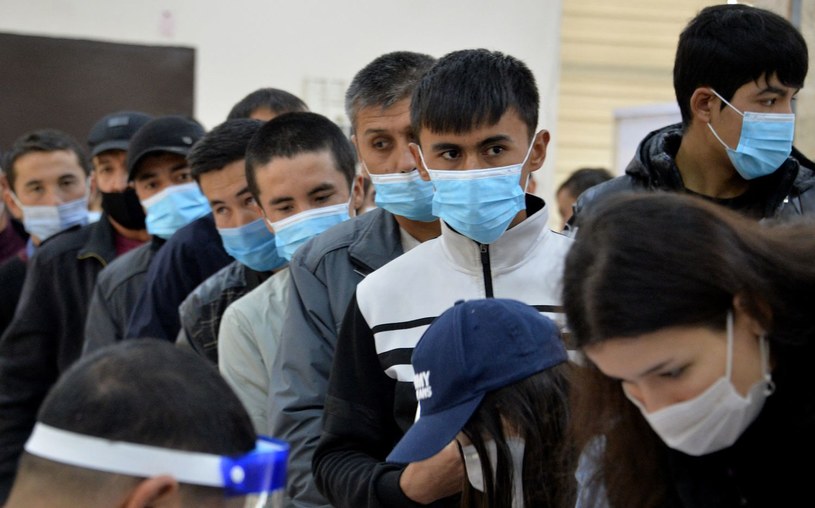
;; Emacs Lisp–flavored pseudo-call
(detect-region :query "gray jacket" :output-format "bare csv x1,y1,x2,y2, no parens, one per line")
83,238,163,354
269,207,404,507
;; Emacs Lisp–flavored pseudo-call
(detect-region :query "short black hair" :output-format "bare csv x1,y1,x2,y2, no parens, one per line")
226,88,308,120
3,129,90,192
557,167,614,197
188,118,264,181
674,4,808,127
38,340,255,455
245,112,356,201
345,51,436,132
411,49,539,140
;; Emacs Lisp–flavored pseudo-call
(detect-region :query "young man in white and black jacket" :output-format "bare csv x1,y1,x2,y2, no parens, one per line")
312,49,574,508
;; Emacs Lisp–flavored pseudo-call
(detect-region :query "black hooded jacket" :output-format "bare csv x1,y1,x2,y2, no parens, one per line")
570,123,815,228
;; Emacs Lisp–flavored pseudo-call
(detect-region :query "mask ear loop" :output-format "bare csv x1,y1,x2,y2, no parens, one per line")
707,89,745,152
520,140,536,193
726,310,735,381
759,334,776,396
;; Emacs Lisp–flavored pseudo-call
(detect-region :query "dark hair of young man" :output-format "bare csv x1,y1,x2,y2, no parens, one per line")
227,88,308,120
37,339,255,454
3,129,91,191
344,51,436,132
14,340,255,502
410,49,539,140
188,118,264,181
557,167,614,197
245,112,357,202
674,4,808,127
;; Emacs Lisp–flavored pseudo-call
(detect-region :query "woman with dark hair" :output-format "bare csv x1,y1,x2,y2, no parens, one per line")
563,192,815,507
387,298,576,508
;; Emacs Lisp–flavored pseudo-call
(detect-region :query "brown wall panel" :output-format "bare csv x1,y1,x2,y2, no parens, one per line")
0,32,194,155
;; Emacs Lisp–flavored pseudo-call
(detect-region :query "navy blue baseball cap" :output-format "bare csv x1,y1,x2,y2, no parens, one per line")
87,111,153,157
386,298,568,464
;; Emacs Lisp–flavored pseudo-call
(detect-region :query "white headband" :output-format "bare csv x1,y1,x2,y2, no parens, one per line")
26,423,226,487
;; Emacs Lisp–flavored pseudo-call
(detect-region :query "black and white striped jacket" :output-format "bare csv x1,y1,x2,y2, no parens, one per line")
314,196,573,508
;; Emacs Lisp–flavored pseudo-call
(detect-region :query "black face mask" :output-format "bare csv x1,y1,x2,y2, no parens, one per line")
101,188,146,231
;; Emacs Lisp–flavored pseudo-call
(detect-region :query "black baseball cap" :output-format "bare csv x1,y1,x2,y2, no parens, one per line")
127,115,206,180
87,111,154,158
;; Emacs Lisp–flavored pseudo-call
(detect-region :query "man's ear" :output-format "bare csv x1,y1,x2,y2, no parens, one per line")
121,475,179,508
350,174,365,216
690,87,718,124
3,187,23,220
409,143,431,181
526,129,550,173
89,171,98,197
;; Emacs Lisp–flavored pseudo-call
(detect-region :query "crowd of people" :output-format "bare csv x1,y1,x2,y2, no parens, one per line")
0,4,813,507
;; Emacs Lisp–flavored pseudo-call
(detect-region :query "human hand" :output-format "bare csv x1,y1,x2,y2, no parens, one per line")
399,440,464,504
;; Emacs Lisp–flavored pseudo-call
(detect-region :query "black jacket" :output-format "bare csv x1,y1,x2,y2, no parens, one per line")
570,123,815,229
125,213,232,342
178,259,271,364
0,216,117,502
0,256,26,338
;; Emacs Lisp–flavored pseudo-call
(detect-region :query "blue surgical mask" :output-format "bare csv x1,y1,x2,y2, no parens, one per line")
268,201,351,261
418,143,533,244
707,89,795,180
366,166,436,222
218,218,287,272
140,182,210,239
11,193,89,242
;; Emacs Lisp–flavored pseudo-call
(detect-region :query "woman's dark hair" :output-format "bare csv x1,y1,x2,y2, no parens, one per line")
460,363,576,508
563,191,815,506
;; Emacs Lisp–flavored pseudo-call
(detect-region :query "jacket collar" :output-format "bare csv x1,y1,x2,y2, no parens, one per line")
77,212,118,266
346,208,404,276
630,123,806,217
439,194,552,273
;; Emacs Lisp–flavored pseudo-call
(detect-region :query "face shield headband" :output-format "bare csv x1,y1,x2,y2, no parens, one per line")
24,423,288,500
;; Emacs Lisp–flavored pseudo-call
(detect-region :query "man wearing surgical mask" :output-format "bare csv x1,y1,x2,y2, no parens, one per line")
270,51,439,508
82,115,207,353
569,4,815,232
313,49,572,508
217,111,363,441
0,130,91,337
127,89,309,345
0,120,152,501
174,118,285,363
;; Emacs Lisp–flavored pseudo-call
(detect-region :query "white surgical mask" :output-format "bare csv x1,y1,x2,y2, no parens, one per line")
461,437,525,507
625,311,774,456
11,192,89,242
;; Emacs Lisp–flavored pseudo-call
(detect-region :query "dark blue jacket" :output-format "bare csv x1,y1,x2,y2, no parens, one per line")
125,213,232,341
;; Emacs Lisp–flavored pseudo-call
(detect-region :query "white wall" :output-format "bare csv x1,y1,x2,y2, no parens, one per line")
613,103,681,175
0,0,562,203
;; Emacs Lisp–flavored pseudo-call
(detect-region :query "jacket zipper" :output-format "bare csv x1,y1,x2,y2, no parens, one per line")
479,244,494,298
